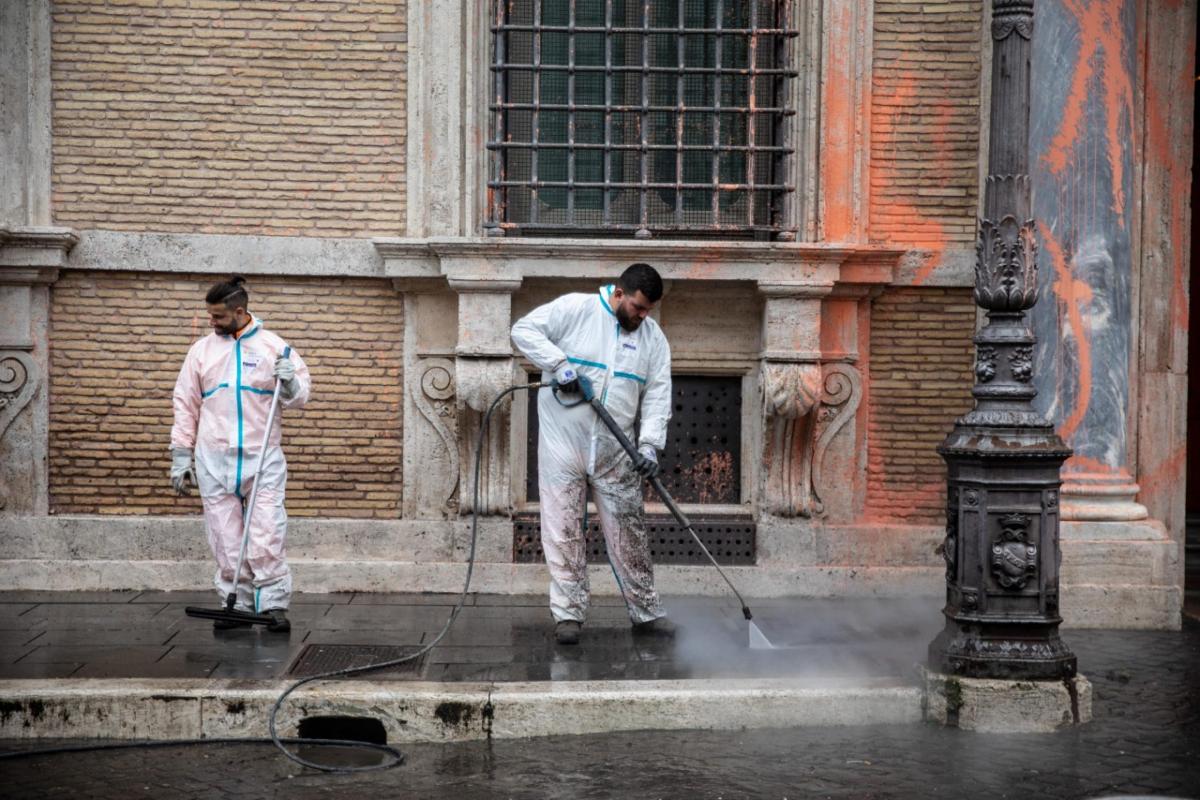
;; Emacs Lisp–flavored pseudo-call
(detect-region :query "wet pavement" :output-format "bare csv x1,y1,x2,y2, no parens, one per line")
0,591,946,683
1,616,1197,799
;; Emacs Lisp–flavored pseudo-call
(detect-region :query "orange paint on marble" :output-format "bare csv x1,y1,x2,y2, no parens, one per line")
1042,0,1133,220
1038,221,1093,442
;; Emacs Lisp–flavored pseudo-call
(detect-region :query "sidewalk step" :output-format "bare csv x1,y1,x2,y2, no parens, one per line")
0,678,923,742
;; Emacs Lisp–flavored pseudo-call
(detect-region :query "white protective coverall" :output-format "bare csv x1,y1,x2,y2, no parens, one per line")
171,316,311,612
511,284,672,623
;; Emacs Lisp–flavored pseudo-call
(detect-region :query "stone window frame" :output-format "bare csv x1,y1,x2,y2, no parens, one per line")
405,0,873,244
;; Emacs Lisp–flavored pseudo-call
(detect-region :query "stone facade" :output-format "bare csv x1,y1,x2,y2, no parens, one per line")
0,0,1191,630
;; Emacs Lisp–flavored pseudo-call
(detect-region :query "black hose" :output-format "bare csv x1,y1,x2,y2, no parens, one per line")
1,382,537,774
265,382,532,772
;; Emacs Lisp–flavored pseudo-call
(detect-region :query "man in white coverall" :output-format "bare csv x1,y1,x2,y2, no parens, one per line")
170,276,311,633
511,263,675,645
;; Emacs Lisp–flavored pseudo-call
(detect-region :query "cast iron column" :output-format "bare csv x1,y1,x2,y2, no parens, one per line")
927,0,1077,679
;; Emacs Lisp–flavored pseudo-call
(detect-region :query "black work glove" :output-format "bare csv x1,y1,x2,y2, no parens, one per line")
634,445,660,479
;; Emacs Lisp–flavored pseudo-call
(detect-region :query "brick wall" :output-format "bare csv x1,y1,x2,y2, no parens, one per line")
49,272,403,518
871,0,983,247
50,1,407,237
867,287,976,522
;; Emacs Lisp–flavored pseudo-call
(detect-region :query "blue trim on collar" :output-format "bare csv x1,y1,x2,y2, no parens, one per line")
598,285,617,318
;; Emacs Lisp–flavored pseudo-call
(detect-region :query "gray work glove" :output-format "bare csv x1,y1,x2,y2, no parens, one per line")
171,447,196,496
633,444,660,479
273,355,300,399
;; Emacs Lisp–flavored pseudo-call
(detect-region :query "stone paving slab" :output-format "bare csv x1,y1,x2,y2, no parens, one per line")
0,591,944,683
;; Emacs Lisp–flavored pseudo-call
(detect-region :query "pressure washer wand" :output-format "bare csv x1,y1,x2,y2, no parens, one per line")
566,377,755,622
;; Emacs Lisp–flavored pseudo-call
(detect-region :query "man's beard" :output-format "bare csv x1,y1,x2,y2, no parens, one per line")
214,318,241,335
615,304,641,332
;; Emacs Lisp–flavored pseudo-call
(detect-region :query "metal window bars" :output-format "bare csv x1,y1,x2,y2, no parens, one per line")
487,0,798,238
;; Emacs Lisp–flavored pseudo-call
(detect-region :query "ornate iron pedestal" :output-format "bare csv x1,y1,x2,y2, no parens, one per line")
927,0,1077,681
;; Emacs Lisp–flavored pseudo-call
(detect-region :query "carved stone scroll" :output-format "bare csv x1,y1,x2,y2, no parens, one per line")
0,350,37,441
811,362,863,516
408,357,460,517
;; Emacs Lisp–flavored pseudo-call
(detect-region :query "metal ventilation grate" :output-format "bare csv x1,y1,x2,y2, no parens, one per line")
527,374,742,504
287,644,427,678
514,514,755,565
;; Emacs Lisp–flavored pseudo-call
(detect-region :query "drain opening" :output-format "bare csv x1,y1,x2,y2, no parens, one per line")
298,715,388,745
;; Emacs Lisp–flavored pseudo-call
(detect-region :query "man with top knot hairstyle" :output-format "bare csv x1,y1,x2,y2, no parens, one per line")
170,276,311,632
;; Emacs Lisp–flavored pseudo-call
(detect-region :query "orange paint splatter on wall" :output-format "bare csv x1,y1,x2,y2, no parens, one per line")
1041,0,1133,221
869,71,950,284
1037,221,1093,443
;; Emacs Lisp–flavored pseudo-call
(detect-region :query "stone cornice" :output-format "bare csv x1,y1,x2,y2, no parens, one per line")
0,226,78,283
374,236,903,287
48,229,971,287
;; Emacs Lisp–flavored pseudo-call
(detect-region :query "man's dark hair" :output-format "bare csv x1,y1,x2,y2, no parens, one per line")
206,275,249,309
618,263,663,303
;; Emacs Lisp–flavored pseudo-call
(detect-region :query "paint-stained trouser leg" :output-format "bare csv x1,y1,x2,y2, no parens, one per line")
239,448,291,611
538,472,590,623
197,465,255,612
591,455,665,624
197,450,292,612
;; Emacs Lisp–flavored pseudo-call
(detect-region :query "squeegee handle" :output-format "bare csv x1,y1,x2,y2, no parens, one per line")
585,396,753,621
226,345,291,612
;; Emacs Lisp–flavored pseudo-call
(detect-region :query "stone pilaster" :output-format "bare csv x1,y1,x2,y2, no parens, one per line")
1,0,53,228
758,281,831,517
0,229,77,515
449,277,522,516
1028,0,1145,522
1,0,69,517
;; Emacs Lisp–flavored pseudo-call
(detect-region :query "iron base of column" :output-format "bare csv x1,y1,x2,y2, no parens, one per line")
928,618,1078,680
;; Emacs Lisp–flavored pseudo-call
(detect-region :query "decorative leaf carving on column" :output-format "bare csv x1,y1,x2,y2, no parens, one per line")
410,357,459,513
811,363,863,516
0,351,38,442
975,212,1039,311
975,345,998,383
1009,346,1034,382
991,0,1034,40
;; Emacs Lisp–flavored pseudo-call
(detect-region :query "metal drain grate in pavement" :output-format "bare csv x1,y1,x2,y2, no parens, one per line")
287,644,426,678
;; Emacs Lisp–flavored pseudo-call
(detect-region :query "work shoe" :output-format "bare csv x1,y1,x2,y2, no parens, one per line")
212,617,251,631
555,620,582,645
632,617,677,639
265,609,291,634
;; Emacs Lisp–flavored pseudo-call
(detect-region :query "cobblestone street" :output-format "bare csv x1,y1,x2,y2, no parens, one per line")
2,618,1197,799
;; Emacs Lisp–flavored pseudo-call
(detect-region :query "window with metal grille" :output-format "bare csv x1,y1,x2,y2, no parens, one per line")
487,0,799,238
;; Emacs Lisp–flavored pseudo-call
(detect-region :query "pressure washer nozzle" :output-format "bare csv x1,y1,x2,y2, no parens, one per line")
742,606,753,621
